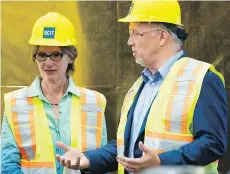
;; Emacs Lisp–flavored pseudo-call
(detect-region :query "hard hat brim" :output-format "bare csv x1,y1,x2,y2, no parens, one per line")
28,38,77,46
118,16,138,23
118,15,184,26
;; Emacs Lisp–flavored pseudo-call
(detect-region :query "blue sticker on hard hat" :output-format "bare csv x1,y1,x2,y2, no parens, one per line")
43,27,55,39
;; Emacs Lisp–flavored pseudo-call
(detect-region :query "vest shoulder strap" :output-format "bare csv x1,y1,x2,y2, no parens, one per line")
77,87,106,107
4,87,29,101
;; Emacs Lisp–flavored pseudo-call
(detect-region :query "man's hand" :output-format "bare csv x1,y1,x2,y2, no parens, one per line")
117,141,161,173
56,141,90,170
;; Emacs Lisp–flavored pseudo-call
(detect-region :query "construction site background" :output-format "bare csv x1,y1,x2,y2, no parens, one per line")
1,1,230,173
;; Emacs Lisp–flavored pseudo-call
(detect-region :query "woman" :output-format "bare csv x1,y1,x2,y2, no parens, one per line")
1,12,107,174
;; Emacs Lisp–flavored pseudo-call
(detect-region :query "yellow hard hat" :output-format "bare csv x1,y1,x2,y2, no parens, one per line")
118,0,183,26
29,12,77,46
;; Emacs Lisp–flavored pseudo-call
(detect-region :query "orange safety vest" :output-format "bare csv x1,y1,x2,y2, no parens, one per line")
4,86,106,174
117,58,224,174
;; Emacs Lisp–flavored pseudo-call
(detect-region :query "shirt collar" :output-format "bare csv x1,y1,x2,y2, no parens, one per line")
142,68,161,83
67,76,81,97
158,50,184,79
142,50,184,83
27,76,81,98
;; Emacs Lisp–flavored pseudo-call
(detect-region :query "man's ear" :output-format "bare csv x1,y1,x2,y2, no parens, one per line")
159,29,170,47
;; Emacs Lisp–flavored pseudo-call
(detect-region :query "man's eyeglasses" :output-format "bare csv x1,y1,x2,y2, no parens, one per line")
33,52,64,61
129,28,168,38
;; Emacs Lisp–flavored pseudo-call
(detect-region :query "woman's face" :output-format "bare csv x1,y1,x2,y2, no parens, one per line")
35,46,73,82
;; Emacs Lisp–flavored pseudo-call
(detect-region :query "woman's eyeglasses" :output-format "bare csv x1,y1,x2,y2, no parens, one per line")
33,52,64,61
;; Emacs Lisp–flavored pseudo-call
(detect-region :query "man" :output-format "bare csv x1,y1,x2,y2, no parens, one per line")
56,1,228,174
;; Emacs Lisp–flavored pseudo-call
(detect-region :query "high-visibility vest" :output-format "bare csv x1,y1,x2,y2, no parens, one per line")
117,58,224,174
4,86,106,174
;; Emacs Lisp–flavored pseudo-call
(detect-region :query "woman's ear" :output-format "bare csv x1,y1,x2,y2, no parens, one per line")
69,57,74,64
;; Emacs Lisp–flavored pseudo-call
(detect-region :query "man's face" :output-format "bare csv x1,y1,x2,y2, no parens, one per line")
128,23,162,68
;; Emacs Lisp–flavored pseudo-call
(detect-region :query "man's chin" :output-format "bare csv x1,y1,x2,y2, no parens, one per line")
135,58,145,67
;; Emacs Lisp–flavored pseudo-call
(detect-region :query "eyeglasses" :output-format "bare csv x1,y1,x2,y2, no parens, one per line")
33,52,64,61
129,28,167,38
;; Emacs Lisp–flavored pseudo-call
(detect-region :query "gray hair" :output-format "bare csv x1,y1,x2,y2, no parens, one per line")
60,46,78,74
165,28,182,46
151,23,185,47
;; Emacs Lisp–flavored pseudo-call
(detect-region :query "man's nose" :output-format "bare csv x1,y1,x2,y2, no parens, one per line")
127,36,134,46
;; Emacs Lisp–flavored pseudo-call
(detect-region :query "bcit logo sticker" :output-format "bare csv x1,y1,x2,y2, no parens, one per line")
43,27,55,39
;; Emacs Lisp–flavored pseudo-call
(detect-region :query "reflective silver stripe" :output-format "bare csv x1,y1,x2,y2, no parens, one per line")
11,98,34,113
5,87,28,100
169,60,202,133
85,112,98,127
22,167,55,174
86,127,97,149
145,136,190,151
13,110,30,125
19,124,35,159
82,105,102,112
80,88,104,150
84,89,100,128
65,168,81,174
169,95,188,133
117,145,125,156
12,97,35,160
176,60,200,82
11,98,34,125
15,97,28,105
12,105,34,113
85,89,97,104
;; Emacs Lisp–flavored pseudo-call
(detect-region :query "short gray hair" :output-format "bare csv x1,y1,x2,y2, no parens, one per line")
151,22,188,47
165,28,182,46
